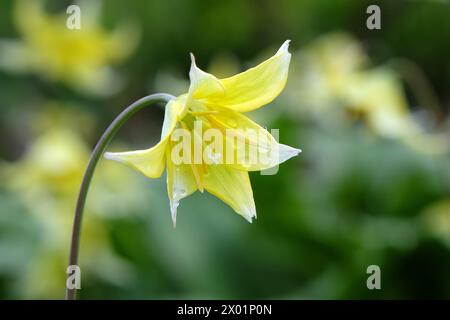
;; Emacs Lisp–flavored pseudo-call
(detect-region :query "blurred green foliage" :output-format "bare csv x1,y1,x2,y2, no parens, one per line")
0,0,449,299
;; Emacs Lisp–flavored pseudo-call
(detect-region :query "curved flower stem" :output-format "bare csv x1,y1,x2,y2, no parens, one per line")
65,93,176,300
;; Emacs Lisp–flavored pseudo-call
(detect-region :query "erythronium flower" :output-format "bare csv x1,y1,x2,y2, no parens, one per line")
105,41,301,226
65,42,300,300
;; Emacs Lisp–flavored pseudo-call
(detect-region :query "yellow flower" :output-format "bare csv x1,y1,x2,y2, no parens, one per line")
0,0,137,96
343,68,449,154
422,199,450,247
1,109,141,298
105,41,301,226
286,32,368,114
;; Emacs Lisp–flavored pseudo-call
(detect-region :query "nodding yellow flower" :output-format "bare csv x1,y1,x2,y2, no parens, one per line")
0,0,137,96
105,41,301,226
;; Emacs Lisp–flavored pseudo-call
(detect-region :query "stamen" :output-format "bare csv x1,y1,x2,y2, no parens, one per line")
191,164,204,192
201,160,209,175
179,121,204,192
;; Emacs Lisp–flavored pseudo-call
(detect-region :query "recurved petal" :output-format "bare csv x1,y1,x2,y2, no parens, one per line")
212,40,291,112
203,165,256,222
104,140,167,178
104,99,181,178
205,106,301,171
166,149,198,227
188,53,225,100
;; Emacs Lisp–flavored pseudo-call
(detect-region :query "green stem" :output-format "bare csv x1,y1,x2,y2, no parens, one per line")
65,93,175,300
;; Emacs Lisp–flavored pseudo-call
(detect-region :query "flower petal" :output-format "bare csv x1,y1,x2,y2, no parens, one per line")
203,165,256,222
211,40,291,112
188,53,225,100
104,99,180,178
166,149,198,227
204,106,301,171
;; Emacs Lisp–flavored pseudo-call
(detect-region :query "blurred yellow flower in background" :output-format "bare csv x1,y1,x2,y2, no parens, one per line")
287,32,449,154
343,68,449,154
287,32,369,114
0,106,144,298
0,0,138,96
422,199,450,248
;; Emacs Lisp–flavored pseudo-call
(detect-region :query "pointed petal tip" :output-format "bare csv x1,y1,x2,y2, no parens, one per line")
258,144,302,169
170,200,179,228
278,144,302,163
278,40,291,54
189,53,200,71
104,152,119,161
189,53,198,75
245,214,257,224
243,207,257,223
